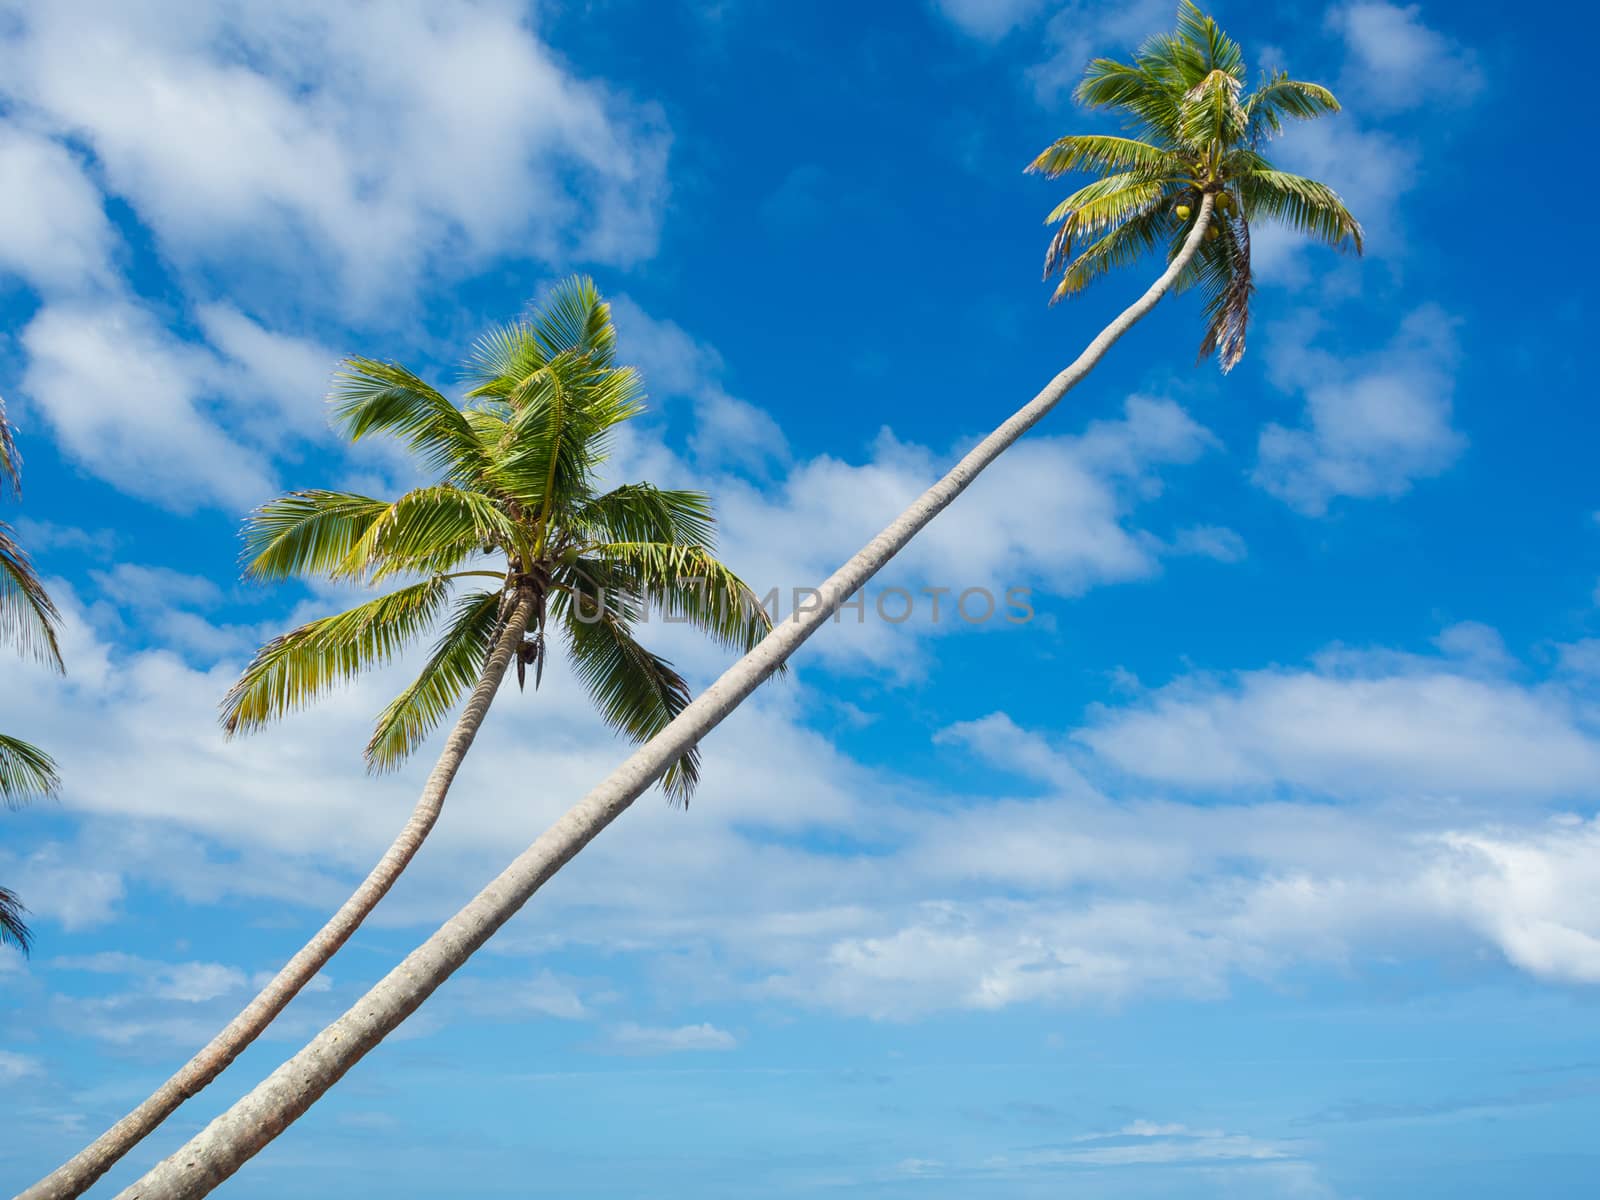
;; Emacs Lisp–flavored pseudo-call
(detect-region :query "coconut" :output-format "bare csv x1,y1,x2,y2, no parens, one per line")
1176,204,1192,219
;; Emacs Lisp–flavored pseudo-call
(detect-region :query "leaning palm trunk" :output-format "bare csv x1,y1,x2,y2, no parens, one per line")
106,202,1214,1200
20,592,538,1200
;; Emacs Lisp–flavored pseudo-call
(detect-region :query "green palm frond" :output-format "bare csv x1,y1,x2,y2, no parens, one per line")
574,543,775,655
1,884,32,955
221,578,452,736
529,275,618,365
1191,212,1254,372
1175,0,1243,79
560,604,700,804
0,732,59,808
1179,68,1247,151
357,485,522,582
331,360,488,484
0,402,21,497
365,588,503,771
0,521,64,670
1246,72,1339,138
1076,59,1184,139
1240,169,1363,251
241,491,392,582
1028,135,1173,178
481,355,645,524
1042,173,1178,279
1051,205,1173,301
464,276,619,401
574,485,718,549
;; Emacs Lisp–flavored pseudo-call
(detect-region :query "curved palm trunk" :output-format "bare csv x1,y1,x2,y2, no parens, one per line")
19,591,539,1200
105,200,1215,1200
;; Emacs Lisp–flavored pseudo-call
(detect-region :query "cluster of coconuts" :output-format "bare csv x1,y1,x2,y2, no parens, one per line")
1174,192,1234,241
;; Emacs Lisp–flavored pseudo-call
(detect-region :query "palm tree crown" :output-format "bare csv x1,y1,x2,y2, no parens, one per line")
1,397,64,955
1028,0,1362,370
221,277,772,802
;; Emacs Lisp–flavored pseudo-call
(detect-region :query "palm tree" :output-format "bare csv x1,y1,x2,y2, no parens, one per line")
1031,0,1360,370
1,399,64,958
97,7,1366,1196
24,277,771,1200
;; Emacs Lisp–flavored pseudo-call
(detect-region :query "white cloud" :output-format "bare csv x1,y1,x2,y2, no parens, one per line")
600,303,1232,676
927,0,1167,105
601,1021,738,1055
0,1049,45,1082
17,297,346,512
1024,0,1171,105
1428,822,1600,985
18,299,281,511
51,952,247,1003
1250,116,1415,283
8,519,120,556
1254,304,1465,514
453,969,591,1022
88,564,224,613
0,0,671,307
44,952,250,1053
1021,1121,1292,1166
2,845,126,931
695,393,1221,673
610,298,789,476
0,124,117,294
1327,2,1483,112
927,0,1045,43
1079,649,1600,799
12,564,1600,1030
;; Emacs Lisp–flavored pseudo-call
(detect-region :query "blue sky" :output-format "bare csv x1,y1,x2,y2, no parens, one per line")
3,0,1598,1196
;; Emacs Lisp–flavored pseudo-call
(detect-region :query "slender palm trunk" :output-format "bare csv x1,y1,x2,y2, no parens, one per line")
19,591,539,1200
103,200,1215,1200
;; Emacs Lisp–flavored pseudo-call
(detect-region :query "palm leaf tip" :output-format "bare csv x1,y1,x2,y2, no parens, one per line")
220,578,452,738
0,733,60,807
0,885,33,955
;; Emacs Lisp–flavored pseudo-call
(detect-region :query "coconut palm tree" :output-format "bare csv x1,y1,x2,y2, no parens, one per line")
1,399,64,958
23,277,771,1200
1031,0,1360,369
92,8,1366,1197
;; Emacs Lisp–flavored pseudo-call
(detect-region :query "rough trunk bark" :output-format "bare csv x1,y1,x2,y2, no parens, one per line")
104,199,1215,1200
18,590,539,1200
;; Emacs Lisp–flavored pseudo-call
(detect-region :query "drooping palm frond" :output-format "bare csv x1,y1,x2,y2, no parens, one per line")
560,602,700,804
0,732,59,808
1029,134,1174,178
0,884,32,955
1032,0,1362,369
365,588,503,771
221,578,453,736
572,485,718,549
578,543,774,655
1245,72,1340,139
1048,204,1173,301
353,485,522,583
1239,168,1363,252
1191,209,1255,372
0,520,63,670
241,491,393,582
0,402,22,497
